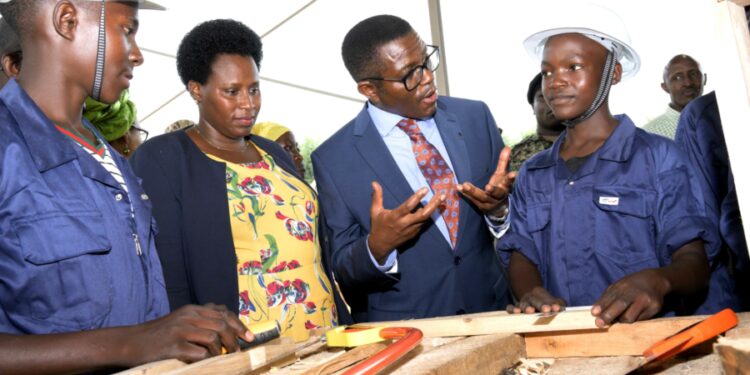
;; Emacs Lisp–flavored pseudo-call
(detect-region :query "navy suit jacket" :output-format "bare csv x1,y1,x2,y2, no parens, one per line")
130,129,352,325
312,96,510,322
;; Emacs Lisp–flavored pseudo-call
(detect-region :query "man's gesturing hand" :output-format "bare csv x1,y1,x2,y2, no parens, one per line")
367,181,445,263
457,146,516,216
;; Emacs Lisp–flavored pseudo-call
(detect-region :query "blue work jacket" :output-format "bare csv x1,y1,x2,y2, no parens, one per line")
675,92,748,268
0,79,169,334
498,115,723,313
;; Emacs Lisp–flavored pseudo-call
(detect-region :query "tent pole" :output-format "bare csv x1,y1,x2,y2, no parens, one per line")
428,0,450,96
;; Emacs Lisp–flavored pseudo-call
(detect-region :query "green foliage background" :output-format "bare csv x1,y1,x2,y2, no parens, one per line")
299,137,318,184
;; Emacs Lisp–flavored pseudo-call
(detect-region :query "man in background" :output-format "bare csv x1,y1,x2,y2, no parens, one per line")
643,54,706,139
509,73,564,172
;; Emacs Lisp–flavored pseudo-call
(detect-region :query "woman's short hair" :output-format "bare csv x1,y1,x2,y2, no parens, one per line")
176,19,262,86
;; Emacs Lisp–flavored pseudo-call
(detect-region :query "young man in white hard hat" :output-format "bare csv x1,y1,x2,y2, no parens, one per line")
0,1,254,373
497,5,731,328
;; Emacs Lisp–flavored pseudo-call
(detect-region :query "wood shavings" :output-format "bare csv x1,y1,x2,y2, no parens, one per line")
504,358,554,375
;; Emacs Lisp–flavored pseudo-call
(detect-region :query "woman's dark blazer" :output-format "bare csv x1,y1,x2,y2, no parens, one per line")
130,128,352,325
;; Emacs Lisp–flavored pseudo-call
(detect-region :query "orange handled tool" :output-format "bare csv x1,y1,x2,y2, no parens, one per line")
326,326,423,375
628,308,738,373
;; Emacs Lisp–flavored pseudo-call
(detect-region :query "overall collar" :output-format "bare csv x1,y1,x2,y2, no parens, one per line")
2,79,78,172
525,114,638,172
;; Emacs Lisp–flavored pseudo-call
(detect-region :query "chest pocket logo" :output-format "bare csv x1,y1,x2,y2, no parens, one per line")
593,187,655,218
598,196,619,206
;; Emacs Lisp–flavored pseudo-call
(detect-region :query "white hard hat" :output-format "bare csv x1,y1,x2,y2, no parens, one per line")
523,3,640,80
0,0,165,10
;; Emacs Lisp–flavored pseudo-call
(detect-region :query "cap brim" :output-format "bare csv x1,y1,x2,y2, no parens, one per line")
523,27,640,80
138,0,166,10
0,0,165,8
81,0,166,10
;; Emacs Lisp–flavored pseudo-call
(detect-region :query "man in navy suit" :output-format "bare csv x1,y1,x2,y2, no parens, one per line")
312,15,514,322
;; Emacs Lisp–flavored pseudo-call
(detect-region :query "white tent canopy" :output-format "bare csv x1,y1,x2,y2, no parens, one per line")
129,0,750,248
132,0,715,144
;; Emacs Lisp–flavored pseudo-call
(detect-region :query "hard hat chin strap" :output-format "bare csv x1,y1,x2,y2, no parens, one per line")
562,50,616,128
91,0,106,101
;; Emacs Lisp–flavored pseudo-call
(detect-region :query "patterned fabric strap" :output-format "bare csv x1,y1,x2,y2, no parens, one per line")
396,119,459,248
55,124,128,193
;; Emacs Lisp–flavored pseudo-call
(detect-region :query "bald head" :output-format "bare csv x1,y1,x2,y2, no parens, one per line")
661,54,705,111
662,55,701,82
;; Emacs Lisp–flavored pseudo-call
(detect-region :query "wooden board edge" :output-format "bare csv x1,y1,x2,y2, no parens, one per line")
523,315,705,358
361,309,600,337
388,333,525,375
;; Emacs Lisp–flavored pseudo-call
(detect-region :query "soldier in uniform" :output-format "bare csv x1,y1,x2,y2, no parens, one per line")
509,73,564,172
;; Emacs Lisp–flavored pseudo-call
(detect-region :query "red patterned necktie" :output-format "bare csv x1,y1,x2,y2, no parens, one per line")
397,119,459,248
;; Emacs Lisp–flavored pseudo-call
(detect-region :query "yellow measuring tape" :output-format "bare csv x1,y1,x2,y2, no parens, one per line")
325,326,388,347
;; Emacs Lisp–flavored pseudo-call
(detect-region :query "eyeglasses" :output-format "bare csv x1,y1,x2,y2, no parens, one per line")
361,45,440,91
132,125,149,141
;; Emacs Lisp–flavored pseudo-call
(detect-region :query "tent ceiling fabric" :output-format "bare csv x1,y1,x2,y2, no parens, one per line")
130,0,717,145
132,0,432,140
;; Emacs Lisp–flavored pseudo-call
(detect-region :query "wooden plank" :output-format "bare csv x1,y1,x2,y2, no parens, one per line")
294,334,328,358
161,338,297,375
262,337,461,375
386,333,524,375
377,337,464,373
548,357,639,375
298,342,388,375
359,307,600,337
725,312,750,339
114,359,186,375
549,354,723,375
716,337,750,375
523,315,705,358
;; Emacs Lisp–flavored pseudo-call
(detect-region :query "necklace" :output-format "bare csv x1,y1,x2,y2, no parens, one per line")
195,126,249,152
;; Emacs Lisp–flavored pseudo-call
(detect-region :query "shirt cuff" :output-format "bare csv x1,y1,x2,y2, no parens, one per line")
366,235,399,273
485,202,510,239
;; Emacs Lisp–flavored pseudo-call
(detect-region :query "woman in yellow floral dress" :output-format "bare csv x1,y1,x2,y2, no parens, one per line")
221,150,335,341
131,19,351,342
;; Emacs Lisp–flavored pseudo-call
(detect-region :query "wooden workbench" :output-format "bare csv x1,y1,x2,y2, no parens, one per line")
117,311,750,375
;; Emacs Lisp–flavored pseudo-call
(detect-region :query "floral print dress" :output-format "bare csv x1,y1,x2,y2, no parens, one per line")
207,147,336,342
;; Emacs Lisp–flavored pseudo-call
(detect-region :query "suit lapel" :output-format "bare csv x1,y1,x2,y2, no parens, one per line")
352,109,415,205
434,104,471,183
